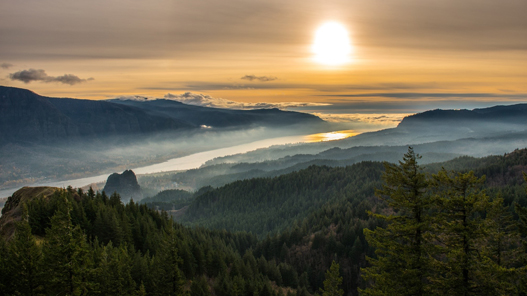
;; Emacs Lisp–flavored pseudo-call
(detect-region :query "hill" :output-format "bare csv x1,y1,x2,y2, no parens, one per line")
0,186,60,238
179,148,527,237
0,86,192,144
110,98,324,129
174,148,527,294
2,148,526,295
0,85,327,193
0,85,324,145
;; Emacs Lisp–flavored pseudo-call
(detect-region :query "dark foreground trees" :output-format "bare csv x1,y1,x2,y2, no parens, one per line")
361,147,432,296
361,147,526,296
0,189,301,296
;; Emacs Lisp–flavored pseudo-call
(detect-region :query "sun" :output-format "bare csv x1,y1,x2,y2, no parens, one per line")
312,22,352,66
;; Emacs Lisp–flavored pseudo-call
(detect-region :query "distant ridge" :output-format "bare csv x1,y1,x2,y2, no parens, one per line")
398,103,527,131
108,98,324,129
0,86,191,144
0,86,324,145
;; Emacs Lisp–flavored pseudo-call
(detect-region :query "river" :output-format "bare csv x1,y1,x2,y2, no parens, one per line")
0,131,356,198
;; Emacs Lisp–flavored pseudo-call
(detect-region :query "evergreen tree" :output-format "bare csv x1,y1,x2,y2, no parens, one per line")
319,260,344,296
153,222,186,296
429,170,494,295
190,276,210,296
514,174,527,294
94,242,135,295
483,196,523,294
6,208,43,295
0,237,10,294
361,147,433,295
42,195,92,295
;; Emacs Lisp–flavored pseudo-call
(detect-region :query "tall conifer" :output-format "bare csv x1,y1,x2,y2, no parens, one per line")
320,260,344,296
7,206,43,295
361,147,432,296
430,170,492,295
42,193,92,295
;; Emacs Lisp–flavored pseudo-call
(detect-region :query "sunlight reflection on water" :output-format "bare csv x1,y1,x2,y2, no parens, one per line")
303,130,358,142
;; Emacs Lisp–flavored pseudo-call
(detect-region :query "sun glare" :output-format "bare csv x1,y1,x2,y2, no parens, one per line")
304,130,358,143
312,22,352,66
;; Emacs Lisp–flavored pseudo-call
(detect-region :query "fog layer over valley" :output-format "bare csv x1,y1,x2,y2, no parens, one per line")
4,86,527,202
138,103,527,194
0,86,331,195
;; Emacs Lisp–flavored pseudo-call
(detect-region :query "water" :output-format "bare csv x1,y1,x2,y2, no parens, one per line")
0,133,320,198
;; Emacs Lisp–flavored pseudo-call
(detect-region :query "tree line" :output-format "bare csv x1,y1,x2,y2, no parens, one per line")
361,147,527,295
0,188,308,295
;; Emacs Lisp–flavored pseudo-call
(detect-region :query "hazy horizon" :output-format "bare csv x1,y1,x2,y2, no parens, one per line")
1,0,526,124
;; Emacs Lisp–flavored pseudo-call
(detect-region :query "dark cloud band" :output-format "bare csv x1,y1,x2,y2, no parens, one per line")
241,75,277,82
322,92,527,99
9,69,93,85
1,63,13,69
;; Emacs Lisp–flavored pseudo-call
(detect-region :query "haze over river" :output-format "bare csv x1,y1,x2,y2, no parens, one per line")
0,131,356,198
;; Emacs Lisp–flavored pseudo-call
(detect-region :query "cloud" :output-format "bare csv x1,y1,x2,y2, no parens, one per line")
1,63,13,69
241,75,277,82
112,95,151,101
9,69,93,85
114,92,329,110
164,92,328,109
313,113,409,125
164,92,329,109
323,92,527,99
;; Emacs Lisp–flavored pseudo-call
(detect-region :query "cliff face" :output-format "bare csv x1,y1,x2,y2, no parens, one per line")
102,170,142,202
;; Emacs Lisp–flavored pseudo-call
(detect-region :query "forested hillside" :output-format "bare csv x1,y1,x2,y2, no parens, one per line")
0,187,304,296
174,148,527,295
2,148,527,295
180,162,385,237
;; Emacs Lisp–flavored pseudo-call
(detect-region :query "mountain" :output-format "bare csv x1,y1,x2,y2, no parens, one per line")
0,86,192,144
397,104,527,136
109,98,324,128
102,170,142,202
0,86,324,145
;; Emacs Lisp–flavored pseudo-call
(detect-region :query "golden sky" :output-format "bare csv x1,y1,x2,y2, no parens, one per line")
1,0,526,117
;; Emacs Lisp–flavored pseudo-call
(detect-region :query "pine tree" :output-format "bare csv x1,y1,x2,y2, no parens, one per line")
94,242,135,295
361,147,433,296
190,276,210,296
42,194,92,295
483,196,523,294
7,207,43,295
429,170,494,295
153,222,186,296
319,260,344,296
514,173,527,294
0,237,10,293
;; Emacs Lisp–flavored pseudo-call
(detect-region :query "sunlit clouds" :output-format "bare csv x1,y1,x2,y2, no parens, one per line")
113,92,331,110
314,113,409,126
0,0,526,115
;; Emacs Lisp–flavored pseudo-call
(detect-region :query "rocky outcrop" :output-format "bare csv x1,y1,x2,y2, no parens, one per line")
103,170,142,202
0,186,60,238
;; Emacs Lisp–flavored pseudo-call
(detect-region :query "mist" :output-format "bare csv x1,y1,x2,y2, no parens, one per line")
0,122,336,198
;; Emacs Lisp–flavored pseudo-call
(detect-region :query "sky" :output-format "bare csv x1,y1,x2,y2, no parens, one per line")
1,0,526,127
